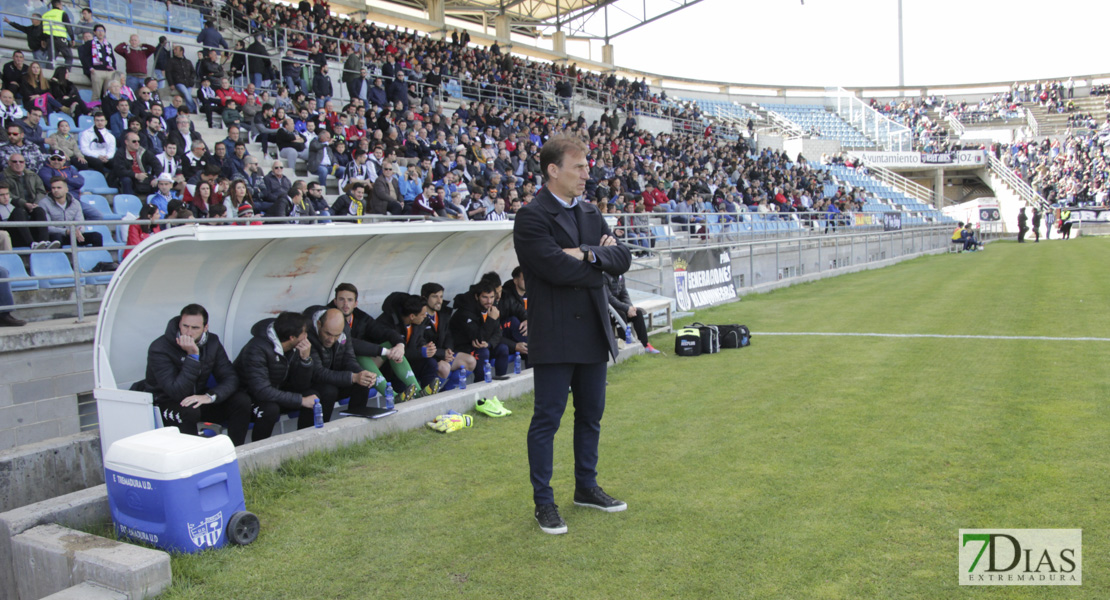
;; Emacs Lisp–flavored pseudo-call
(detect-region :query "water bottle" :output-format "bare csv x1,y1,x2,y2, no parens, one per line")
313,399,323,428
384,382,394,409
459,367,467,389
513,352,521,374
625,324,633,344
483,361,492,383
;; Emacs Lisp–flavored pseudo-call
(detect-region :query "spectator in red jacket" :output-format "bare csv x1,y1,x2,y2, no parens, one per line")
124,203,161,258
640,180,667,212
115,34,155,96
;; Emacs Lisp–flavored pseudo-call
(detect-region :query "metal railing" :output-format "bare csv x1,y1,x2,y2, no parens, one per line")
864,163,935,205
1026,108,1040,136
2,208,961,321
945,112,966,137
986,154,1049,211
828,87,913,151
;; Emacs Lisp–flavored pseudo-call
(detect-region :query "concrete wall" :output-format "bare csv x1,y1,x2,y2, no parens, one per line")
0,323,96,452
783,138,843,162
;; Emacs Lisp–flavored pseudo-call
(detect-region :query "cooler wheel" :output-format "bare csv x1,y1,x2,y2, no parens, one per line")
227,511,260,545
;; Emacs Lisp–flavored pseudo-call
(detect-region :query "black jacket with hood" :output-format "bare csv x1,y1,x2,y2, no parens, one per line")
233,317,314,409
449,290,502,354
144,316,238,407
303,305,363,388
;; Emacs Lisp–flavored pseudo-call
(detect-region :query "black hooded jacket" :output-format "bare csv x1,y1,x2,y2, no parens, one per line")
449,291,502,354
324,300,404,358
423,299,454,361
144,317,238,406
499,278,527,324
374,291,431,362
233,318,314,409
303,306,363,388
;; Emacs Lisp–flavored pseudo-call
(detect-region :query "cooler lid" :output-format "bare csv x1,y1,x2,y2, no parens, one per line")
104,427,237,480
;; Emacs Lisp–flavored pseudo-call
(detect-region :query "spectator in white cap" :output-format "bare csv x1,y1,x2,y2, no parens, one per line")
147,172,175,215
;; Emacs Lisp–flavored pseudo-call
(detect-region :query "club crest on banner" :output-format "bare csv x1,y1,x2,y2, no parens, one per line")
673,258,691,312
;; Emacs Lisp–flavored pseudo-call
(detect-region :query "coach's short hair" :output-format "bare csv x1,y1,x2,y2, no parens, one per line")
539,135,588,180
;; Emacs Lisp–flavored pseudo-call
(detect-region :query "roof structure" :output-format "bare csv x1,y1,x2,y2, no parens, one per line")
378,0,704,42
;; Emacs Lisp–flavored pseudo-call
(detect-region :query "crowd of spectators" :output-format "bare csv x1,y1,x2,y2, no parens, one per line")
996,132,1110,207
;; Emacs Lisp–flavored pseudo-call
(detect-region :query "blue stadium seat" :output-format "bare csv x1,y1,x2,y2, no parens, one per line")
86,225,125,259
112,194,143,217
0,254,39,291
77,249,116,285
80,170,117,195
30,252,80,288
82,194,122,220
75,115,93,134
78,89,92,103
47,113,75,130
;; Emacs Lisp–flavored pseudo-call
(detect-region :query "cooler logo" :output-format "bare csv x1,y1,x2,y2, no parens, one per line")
188,511,223,548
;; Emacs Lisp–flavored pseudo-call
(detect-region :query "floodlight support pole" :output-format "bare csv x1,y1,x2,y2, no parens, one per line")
897,0,905,90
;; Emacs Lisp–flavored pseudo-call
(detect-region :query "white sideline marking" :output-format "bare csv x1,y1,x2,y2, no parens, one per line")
759,332,1110,342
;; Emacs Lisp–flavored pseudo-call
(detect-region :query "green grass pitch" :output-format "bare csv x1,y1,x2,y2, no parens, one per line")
158,237,1110,599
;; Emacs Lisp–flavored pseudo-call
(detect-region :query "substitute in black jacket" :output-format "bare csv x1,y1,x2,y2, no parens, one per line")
604,272,658,354
233,312,317,441
142,304,251,445
421,282,476,388
326,283,415,397
512,135,632,534
375,291,439,392
302,306,375,422
499,266,529,361
449,280,509,377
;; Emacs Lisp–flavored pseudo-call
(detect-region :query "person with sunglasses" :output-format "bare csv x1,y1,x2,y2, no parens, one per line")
36,150,84,193
258,160,291,215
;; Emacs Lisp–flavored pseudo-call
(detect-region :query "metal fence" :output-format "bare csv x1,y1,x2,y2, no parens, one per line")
0,210,980,322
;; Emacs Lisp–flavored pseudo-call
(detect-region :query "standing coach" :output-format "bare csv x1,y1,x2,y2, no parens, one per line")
513,135,632,535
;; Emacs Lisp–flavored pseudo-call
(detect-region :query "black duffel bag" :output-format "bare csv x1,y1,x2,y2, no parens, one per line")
718,324,751,348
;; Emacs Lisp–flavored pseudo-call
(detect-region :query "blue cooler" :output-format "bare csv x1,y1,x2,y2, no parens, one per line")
104,427,259,553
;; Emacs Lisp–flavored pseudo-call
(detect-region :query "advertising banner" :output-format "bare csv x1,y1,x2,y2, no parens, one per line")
673,250,736,311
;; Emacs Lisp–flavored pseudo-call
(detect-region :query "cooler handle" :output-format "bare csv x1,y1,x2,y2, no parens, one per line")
197,472,229,489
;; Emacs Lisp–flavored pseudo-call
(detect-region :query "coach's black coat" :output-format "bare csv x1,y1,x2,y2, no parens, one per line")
512,187,631,364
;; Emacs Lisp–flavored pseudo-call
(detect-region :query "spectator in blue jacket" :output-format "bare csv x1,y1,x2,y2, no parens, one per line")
37,150,84,192
195,21,227,51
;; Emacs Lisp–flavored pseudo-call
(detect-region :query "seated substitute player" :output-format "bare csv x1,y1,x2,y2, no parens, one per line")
450,280,510,377
605,273,661,354
302,306,376,423
375,292,442,396
421,282,476,389
141,304,251,445
233,311,317,441
326,282,422,402
499,266,529,364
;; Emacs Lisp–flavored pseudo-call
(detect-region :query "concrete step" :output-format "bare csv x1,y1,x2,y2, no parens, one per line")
41,582,128,600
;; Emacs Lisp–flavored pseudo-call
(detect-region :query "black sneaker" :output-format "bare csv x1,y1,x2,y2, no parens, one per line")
574,486,627,512
535,503,567,534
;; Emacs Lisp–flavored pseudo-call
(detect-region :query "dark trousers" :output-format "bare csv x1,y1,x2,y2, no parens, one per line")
501,316,529,367
157,390,252,446
309,382,369,428
199,96,222,127
527,361,608,505
250,385,312,441
47,230,101,246
1,206,49,247
117,175,153,196
473,343,510,377
628,310,649,346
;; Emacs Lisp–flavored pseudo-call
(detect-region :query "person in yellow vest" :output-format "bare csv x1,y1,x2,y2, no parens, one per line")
40,0,73,67
1060,208,1073,239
